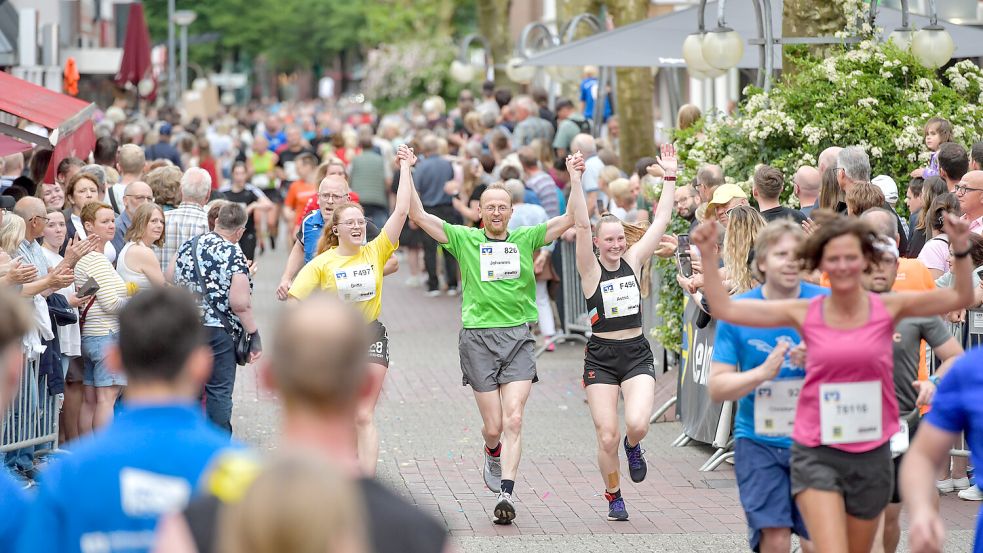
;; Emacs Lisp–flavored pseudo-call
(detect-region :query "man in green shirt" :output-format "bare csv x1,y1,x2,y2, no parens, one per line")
553,99,591,158
409,152,587,525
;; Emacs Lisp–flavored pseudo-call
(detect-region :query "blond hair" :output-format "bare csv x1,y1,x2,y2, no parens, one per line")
595,213,649,249
0,213,25,254
124,202,166,247
218,454,367,553
722,205,766,293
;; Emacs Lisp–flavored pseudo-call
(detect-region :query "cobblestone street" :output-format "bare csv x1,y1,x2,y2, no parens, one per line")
234,248,979,551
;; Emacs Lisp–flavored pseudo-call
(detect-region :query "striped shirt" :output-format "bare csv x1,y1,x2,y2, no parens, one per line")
161,203,209,272
74,252,128,336
525,172,560,218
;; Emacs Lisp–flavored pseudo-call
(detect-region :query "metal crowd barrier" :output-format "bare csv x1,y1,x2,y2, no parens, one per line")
942,310,983,460
536,240,590,356
0,354,59,454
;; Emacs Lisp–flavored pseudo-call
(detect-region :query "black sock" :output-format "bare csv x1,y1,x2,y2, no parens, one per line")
606,489,622,500
501,479,515,495
485,443,502,457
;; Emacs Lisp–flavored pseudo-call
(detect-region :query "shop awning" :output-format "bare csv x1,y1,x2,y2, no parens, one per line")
0,71,96,182
0,135,33,158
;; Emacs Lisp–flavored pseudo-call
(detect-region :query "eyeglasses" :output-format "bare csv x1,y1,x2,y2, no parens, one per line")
125,194,154,202
484,206,510,213
339,219,366,227
955,184,983,196
319,192,348,201
30,215,50,223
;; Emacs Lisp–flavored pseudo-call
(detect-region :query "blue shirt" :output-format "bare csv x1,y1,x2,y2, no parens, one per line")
0,471,28,546
112,210,132,254
413,155,455,207
579,77,612,121
17,403,237,553
300,210,325,263
924,346,983,552
712,283,829,448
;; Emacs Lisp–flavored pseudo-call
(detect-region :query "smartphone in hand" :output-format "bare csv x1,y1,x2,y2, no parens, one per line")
676,234,693,278
77,276,100,298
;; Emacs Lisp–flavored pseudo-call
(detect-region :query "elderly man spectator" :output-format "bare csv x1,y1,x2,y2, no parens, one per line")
793,166,822,217
144,123,182,168
107,144,146,214
519,146,560,218
111,181,155,253
753,165,806,224
162,168,211,277
511,95,554,149
836,146,910,252
957,171,983,235
571,133,607,219
695,164,724,203
174,202,260,434
704,183,749,228
414,135,460,296
349,126,390,230
938,142,970,193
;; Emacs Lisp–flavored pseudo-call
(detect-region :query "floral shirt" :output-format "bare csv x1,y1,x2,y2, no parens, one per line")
174,232,251,334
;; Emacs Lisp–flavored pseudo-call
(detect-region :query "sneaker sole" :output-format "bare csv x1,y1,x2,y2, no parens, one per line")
493,501,516,525
629,467,647,483
607,514,629,521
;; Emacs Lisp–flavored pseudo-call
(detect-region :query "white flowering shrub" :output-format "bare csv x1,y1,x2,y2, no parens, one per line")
673,41,983,209
360,39,462,111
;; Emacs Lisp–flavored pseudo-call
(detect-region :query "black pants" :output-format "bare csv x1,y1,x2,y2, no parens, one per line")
423,204,460,292
240,231,257,261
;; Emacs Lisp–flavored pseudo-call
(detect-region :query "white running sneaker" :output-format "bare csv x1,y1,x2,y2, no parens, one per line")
937,479,955,493
483,450,502,492
493,491,516,525
425,289,441,298
959,485,983,501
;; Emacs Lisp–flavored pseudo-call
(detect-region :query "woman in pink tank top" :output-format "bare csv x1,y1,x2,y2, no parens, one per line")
692,214,974,553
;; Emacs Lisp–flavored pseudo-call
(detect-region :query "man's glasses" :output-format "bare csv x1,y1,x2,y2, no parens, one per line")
955,184,983,196
125,194,154,202
319,193,348,202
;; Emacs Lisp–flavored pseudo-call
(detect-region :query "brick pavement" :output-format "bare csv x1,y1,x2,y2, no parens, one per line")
236,248,981,551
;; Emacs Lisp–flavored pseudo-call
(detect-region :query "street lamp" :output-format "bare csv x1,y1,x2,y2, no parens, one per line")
700,2,745,72
172,9,197,95
911,0,955,68
450,34,491,84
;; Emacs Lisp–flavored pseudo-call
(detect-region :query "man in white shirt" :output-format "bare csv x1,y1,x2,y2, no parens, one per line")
106,145,145,214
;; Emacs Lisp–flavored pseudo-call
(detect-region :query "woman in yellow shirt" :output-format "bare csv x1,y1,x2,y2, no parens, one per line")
288,144,416,475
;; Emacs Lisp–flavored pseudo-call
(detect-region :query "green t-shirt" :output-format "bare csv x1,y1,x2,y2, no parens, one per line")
442,222,548,329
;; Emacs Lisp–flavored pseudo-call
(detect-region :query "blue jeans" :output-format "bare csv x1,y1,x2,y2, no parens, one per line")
204,326,236,435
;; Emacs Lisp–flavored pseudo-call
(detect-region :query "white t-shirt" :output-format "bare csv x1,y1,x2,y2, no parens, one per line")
41,247,82,357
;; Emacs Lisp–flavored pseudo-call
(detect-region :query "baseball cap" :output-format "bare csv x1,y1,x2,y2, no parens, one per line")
159,123,173,135
704,183,748,218
872,175,899,205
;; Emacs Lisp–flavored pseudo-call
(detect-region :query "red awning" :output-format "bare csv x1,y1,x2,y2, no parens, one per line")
0,135,33,158
0,71,93,130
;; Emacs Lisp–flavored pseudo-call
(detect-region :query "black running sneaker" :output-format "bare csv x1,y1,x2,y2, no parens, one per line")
624,437,648,483
605,492,629,521
493,491,516,525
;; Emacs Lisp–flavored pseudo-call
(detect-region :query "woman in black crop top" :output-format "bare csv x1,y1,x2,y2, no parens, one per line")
568,144,678,522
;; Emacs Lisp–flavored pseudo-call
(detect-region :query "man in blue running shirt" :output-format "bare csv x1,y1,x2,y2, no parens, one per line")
17,288,241,553
709,220,825,553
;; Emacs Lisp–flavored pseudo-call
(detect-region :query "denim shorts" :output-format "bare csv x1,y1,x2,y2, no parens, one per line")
82,332,126,387
734,438,809,552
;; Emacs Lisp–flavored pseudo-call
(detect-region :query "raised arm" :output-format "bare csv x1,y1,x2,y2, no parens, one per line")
408,174,449,244
565,152,599,295
691,221,805,329
383,145,416,244
887,214,975,320
626,144,677,270
545,155,580,244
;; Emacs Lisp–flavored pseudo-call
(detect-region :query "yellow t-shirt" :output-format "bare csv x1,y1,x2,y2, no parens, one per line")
288,232,397,321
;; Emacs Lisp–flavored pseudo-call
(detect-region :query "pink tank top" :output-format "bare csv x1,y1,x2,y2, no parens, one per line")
791,292,899,453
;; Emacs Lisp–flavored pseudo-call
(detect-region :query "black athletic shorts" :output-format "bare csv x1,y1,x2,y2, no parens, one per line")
368,320,390,367
791,442,892,520
583,334,655,386
891,414,920,504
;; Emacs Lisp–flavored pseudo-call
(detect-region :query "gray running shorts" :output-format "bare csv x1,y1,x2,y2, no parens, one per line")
459,325,538,392
790,442,893,520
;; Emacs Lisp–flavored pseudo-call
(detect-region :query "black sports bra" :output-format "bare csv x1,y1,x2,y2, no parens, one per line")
585,259,642,332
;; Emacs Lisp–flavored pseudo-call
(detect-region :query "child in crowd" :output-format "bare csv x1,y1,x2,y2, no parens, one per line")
911,117,953,179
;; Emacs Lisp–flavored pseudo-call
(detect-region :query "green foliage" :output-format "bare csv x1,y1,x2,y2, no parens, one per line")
360,38,467,112
673,40,983,209
650,216,690,353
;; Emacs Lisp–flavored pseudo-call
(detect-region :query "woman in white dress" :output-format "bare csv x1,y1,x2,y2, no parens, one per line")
115,203,167,292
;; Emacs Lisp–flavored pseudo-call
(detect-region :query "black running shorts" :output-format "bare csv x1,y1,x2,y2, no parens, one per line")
368,320,390,367
583,334,656,386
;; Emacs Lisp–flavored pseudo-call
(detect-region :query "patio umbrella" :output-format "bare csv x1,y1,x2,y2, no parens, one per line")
114,2,154,99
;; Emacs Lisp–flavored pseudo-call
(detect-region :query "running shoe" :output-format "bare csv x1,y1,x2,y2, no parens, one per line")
953,477,972,491
959,485,983,501
624,437,648,483
937,479,955,493
483,450,502,492
605,492,629,521
425,289,442,298
493,491,516,525
446,287,460,297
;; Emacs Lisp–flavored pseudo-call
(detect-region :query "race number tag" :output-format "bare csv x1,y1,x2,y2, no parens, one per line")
819,381,882,445
479,242,521,282
754,379,803,437
252,174,270,189
333,264,376,303
600,275,640,318
889,419,910,458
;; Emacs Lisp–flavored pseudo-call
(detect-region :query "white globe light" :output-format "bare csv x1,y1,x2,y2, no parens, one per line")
702,29,745,71
888,28,913,51
192,78,209,91
137,78,155,97
449,60,476,84
688,69,707,80
546,64,582,83
682,33,712,73
911,27,955,69
703,65,726,78
220,91,236,105
505,57,536,85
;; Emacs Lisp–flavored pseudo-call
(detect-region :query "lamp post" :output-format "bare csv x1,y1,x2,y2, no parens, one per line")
911,0,956,68
450,34,492,84
167,0,176,105
172,10,196,96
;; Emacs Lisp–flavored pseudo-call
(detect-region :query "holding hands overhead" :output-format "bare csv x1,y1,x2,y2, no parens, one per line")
396,144,418,167
566,151,586,176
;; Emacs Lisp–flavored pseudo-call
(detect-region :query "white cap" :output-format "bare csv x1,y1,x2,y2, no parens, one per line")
872,175,899,205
